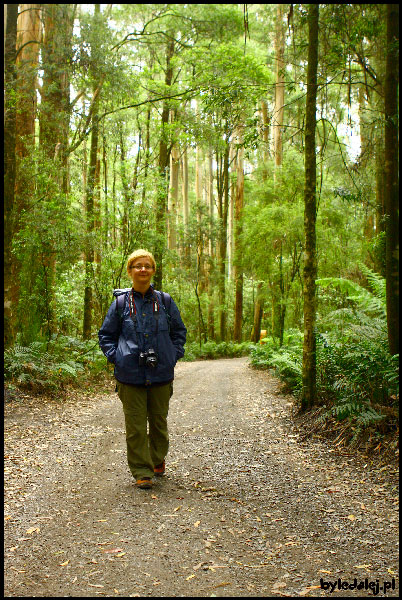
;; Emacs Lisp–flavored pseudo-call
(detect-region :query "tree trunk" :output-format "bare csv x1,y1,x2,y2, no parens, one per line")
301,4,319,412
207,150,215,340
251,282,264,343
216,138,230,341
154,39,175,290
195,139,206,293
233,129,244,342
384,3,399,356
83,4,101,340
261,99,270,179
4,3,18,347
119,125,130,249
272,3,285,173
16,5,42,157
181,146,190,258
168,143,180,250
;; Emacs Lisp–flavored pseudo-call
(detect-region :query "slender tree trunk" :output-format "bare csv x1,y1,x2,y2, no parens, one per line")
119,125,130,249
273,3,285,174
83,4,101,340
233,129,245,342
216,138,230,341
301,4,319,412
195,138,206,292
251,282,264,343
375,131,386,276
384,3,399,356
168,143,180,250
181,146,190,258
154,39,175,290
4,3,18,347
261,99,270,180
207,150,215,339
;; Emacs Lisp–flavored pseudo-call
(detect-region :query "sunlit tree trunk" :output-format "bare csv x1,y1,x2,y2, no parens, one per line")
195,138,206,293
301,4,319,412
384,3,399,356
216,137,230,341
272,3,285,176
16,5,41,157
207,150,215,340
168,143,180,250
181,146,190,258
154,39,175,290
233,129,244,342
227,143,236,281
261,99,270,180
119,125,130,249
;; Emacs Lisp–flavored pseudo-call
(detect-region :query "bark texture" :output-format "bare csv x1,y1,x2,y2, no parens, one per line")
301,4,319,411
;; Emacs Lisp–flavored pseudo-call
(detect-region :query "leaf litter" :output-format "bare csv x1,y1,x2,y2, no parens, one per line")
4,359,399,597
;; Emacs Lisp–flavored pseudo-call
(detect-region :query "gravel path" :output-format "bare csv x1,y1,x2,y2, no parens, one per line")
4,358,399,597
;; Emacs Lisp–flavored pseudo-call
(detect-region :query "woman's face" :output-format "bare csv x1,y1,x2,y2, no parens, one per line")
130,257,155,288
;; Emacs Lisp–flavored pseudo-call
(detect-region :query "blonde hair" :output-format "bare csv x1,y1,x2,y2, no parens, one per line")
126,249,156,276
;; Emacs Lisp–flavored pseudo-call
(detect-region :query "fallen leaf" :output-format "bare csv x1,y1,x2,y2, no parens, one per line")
347,514,356,521
194,521,201,528
60,560,70,566
89,584,104,588
104,548,124,554
272,581,287,589
318,569,332,574
26,527,40,534
212,582,231,589
186,574,196,580
174,505,182,512
354,564,372,569
97,519,108,522
299,586,321,595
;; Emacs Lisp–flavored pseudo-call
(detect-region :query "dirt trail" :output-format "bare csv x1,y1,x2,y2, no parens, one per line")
4,358,399,597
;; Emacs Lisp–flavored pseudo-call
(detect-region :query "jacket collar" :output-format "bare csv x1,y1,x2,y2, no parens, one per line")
132,284,154,299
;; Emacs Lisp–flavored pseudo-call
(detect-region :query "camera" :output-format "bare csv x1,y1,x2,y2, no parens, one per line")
139,348,158,369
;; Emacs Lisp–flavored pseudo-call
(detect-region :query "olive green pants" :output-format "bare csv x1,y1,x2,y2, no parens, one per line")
116,381,173,480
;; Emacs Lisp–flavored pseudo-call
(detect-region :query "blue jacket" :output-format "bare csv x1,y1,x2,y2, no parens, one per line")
98,286,187,386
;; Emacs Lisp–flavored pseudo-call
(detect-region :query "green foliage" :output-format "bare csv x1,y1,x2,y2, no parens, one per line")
183,341,254,361
4,335,106,393
250,331,303,392
250,268,398,442
314,268,398,436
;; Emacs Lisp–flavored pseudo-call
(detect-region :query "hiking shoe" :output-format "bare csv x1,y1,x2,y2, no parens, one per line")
136,477,153,489
154,461,165,477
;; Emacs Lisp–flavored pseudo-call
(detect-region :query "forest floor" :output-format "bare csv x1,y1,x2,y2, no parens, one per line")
4,357,399,598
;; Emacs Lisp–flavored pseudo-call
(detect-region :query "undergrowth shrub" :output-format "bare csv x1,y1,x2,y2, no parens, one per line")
4,334,106,393
250,267,399,445
183,341,254,361
249,330,303,392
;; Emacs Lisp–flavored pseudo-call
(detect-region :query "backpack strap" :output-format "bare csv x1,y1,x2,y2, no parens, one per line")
157,291,172,331
113,288,131,324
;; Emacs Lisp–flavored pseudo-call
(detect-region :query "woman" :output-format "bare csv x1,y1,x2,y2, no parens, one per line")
98,249,187,489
